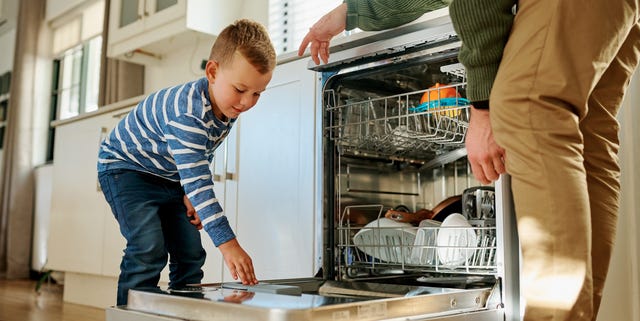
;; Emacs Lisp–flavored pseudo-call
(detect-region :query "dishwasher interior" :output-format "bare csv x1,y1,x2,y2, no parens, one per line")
319,46,504,286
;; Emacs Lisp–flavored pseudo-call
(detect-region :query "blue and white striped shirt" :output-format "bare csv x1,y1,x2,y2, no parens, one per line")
98,77,236,247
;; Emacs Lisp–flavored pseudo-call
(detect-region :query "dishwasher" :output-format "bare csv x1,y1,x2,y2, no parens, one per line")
106,8,522,321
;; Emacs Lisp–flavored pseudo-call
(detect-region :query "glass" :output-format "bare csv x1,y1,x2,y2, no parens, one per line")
57,46,82,119
120,0,140,28
83,37,102,113
156,0,178,12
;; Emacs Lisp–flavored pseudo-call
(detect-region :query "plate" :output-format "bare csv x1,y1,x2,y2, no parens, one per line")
436,213,478,267
353,218,416,263
410,219,441,265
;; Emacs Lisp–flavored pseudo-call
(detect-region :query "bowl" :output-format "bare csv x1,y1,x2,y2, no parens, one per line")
420,83,459,103
436,213,478,267
353,218,416,263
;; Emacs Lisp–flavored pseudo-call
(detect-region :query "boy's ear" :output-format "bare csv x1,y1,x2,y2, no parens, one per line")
205,60,219,82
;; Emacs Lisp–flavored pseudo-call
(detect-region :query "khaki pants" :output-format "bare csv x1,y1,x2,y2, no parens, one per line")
489,1,640,320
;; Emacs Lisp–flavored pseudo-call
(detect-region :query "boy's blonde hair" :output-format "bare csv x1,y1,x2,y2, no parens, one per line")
209,19,276,74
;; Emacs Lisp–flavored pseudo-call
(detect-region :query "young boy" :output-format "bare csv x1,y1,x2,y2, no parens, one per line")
97,19,276,306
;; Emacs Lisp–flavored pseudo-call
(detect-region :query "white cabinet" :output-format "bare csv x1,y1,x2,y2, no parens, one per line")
190,127,240,284
48,105,231,284
107,0,244,64
229,58,319,281
48,109,126,275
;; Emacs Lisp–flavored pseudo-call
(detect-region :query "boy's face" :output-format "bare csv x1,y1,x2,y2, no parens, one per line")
205,52,273,120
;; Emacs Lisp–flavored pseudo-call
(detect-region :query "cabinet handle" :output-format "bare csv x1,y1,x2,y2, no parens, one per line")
213,173,234,181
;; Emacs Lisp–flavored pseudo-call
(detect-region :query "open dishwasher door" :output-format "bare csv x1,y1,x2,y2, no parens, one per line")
106,277,503,321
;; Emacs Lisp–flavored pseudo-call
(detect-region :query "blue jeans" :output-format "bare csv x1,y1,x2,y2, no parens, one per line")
98,169,206,305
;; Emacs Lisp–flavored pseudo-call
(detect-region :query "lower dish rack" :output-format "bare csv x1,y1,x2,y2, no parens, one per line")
337,205,498,279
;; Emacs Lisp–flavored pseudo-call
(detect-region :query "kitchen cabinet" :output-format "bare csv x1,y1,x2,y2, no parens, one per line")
48,109,126,275
229,57,319,281
107,0,243,65
196,127,239,283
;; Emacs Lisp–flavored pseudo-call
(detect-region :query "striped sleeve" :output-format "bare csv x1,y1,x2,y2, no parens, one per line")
162,85,235,247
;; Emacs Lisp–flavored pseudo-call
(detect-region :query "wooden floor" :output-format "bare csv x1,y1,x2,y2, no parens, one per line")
0,278,105,321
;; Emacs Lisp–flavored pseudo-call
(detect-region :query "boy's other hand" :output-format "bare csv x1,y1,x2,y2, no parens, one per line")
183,195,203,230
219,238,258,285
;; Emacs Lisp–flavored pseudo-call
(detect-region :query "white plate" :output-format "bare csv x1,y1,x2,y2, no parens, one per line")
410,219,441,265
353,218,416,263
436,213,478,267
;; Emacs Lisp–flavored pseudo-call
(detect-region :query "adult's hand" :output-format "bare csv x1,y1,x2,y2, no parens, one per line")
465,107,506,184
297,3,348,64
218,238,258,285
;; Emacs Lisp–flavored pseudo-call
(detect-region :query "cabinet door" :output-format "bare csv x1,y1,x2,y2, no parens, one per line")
198,131,237,283
156,126,236,284
48,113,115,274
109,0,146,44
100,111,130,277
143,0,185,31
232,59,318,281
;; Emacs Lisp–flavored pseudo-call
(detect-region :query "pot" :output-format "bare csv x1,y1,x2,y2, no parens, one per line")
384,195,462,225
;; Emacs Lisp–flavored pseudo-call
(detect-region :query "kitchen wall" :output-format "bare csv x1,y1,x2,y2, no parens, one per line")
598,70,640,321
0,29,14,73
0,0,18,35
45,0,85,22
144,0,268,92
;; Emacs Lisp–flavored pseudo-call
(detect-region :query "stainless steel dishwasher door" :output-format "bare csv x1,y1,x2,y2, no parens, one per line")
105,279,503,321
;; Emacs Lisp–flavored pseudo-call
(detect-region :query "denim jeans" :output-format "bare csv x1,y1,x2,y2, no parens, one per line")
98,169,206,305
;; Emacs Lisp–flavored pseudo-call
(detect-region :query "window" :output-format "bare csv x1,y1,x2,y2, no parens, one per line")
0,71,10,150
46,0,104,161
52,36,102,120
269,0,342,55
50,0,104,120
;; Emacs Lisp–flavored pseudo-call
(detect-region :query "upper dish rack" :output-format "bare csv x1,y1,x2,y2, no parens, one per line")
324,82,470,163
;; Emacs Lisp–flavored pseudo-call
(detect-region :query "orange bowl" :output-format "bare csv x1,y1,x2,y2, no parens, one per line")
420,83,459,104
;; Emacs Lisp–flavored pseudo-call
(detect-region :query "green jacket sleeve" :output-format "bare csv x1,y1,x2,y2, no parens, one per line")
449,0,515,102
344,0,452,31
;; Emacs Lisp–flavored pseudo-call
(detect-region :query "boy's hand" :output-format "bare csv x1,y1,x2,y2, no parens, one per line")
183,195,203,230
218,238,258,285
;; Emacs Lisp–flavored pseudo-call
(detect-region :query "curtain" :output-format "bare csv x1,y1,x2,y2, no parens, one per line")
0,0,45,279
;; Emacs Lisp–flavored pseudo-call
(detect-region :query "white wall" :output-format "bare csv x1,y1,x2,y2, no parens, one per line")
32,164,54,271
144,32,213,93
597,71,640,321
0,0,18,34
143,0,269,93
45,0,85,22
0,28,15,73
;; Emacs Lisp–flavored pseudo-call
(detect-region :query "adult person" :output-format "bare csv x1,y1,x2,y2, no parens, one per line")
298,1,640,320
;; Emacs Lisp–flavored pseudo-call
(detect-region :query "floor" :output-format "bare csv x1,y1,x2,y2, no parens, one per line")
0,278,105,321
